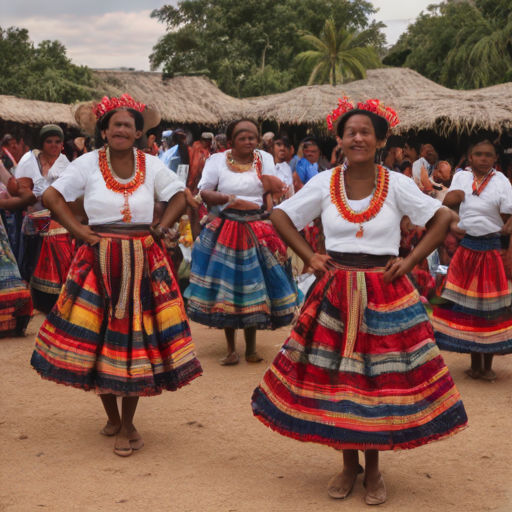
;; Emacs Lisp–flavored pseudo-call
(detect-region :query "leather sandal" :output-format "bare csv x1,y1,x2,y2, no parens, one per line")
364,476,387,505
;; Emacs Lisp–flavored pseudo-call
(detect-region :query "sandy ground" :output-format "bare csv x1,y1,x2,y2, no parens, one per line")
1,312,511,512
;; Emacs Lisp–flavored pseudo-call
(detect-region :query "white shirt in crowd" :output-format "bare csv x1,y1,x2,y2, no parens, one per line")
198,150,276,208
16,150,70,198
412,157,434,185
275,161,293,187
449,170,512,237
51,150,185,225
277,169,441,256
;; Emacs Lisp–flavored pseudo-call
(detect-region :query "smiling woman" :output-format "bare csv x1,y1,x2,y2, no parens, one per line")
30,94,202,458
252,98,468,506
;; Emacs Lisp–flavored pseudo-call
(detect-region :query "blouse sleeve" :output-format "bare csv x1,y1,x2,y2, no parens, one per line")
499,174,512,214
276,172,325,230
154,166,186,201
198,154,221,191
260,151,276,177
50,157,89,202
394,173,442,227
448,170,466,192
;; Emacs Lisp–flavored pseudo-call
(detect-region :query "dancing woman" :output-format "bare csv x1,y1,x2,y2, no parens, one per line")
251,99,468,505
31,95,202,456
186,119,300,365
432,140,512,380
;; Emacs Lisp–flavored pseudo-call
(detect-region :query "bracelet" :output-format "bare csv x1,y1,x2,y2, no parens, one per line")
194,192,203,205
225,194,237,207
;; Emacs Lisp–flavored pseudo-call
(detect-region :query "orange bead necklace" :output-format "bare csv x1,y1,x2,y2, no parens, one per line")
330,163,389,238
98,146,146,223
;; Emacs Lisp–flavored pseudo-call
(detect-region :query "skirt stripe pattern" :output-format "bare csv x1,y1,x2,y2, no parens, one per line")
433,234,512,354
31,233,202,396
186,209,300,329
0,216,33,338
252,255,467,451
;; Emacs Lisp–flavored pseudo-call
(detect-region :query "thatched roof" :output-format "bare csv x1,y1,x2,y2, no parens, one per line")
92,71,243,125
0,95,76,127
243,68,512,135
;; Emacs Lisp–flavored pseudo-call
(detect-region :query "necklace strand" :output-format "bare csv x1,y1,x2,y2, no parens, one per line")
330,163,389,238
226,150,263,180
470,167,495,196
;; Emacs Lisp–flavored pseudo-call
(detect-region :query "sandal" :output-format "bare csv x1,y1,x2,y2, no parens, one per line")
101,421,121,437
327,470,358,499
465,369,481,380
245,352,264,363
364,476,387,506
128,431,144,451
220,352,239,366
113,435,133,457
480,370,497,382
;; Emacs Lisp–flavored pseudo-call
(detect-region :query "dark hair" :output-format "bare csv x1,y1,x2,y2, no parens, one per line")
471,139,497,154
404,137,421,155
301,136,319,147
226,119,260,142
336,109,388,141
94,108,144,147
275,136,292,148
399,160,412,173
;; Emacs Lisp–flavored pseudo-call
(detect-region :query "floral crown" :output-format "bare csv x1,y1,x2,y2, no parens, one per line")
326,96,400,131
92,94,146,120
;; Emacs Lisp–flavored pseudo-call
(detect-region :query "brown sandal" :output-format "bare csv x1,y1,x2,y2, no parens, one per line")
113,435,133,457
101,421,121,437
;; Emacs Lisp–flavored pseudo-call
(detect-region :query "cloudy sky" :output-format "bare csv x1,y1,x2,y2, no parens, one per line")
1,0,433,71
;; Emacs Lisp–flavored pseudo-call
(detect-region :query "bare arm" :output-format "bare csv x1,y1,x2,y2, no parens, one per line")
200,189,230,207
0,188,37,211
442,190,464,209
159,191,187,229
42,186,101,245
384,207,452,283
270,209,332,272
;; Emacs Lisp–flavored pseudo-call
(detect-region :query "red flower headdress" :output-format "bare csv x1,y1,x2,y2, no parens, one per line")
92,94,146,120
326,96,400,131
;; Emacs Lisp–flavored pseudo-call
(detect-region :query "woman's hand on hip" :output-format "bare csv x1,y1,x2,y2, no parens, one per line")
77,225,102,246
383,256,415,284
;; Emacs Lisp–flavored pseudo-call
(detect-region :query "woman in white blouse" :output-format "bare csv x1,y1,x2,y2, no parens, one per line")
251,100,467,505
30,96,202,457
15,125,73,312
433,140,512,381
187,119,300,366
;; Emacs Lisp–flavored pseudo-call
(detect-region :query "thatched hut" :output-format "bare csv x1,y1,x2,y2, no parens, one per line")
92,71,243,126
243,68,512,136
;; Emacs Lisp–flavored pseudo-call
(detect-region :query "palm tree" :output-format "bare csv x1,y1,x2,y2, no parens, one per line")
295,20,381,86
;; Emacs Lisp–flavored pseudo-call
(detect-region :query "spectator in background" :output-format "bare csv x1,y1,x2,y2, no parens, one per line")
274,136,294,191
294,137,323,191
169,129,190,174
287,144,299,174
188,132,213,192
158,130,175,166
330,135,344,168
2,134,28,172
399,160,413,178
262,132,275,156
214,134,228,153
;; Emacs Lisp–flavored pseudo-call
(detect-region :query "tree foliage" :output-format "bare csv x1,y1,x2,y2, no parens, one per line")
150,0,385,97
0,27,95,103
383,0,512,89
295,20,381,86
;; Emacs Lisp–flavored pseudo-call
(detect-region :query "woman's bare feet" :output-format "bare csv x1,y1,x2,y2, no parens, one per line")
220,352,239,366
364,473,387,505
101,421,121,436
245,351,263,363
327,466,359,499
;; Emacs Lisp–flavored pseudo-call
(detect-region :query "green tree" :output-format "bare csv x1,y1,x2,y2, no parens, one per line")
383,0,512,90
0,27,95,103
295,20,381,85
150,0,386,97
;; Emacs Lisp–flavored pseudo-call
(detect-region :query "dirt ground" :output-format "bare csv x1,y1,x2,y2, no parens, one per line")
1,312,511,512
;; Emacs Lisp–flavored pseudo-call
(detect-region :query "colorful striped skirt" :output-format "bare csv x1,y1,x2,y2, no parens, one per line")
31,226,202,396
432,234,512,354
0,216,33,338
31,220,75,313
252,252,467,451
186,208,300,329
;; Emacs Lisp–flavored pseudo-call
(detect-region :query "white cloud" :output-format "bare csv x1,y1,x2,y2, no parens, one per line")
2,11,167,70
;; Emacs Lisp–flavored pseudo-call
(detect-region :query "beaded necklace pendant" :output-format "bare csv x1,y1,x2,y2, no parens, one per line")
470,167,495,196
98,146,146,223
330,163,389,238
